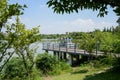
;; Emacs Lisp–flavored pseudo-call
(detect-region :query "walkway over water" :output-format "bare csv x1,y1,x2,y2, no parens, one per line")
42,42,104,56
42,42,104,66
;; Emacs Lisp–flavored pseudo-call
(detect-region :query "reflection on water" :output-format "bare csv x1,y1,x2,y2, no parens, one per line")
30,42,53,57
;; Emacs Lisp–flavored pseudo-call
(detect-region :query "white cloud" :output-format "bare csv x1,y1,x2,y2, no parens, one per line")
68,19,94,27
39,4,47,8
7,17,117,34
40,18,117,34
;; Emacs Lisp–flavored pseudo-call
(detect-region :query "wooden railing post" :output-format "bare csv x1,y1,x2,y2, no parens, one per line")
66,43,68,52
42,42,44,49
47,43,48,50
59,43,60,51
84,50,86,54
74,43,77,53
53,43,54,50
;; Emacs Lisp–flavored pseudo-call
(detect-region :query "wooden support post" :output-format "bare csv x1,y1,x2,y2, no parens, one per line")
63,52,67,60
76,55,79,63
53,51,56,56
57,52,60,60
45,50,48,53
70,54,74,66
80,55,88,63
60,52,62,60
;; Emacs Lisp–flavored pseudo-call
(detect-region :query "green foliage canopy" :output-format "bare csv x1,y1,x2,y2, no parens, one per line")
0,16,41,79
47,0,120,17
11,17,40,80
0,0,26,31
0,1,26,72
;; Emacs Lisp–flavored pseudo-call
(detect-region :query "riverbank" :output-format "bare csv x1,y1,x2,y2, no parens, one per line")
44,65,120,80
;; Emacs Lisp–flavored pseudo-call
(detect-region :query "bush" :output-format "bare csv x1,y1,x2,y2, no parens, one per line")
36,53,59,75
100,55,115,66
50,61,72,75
2,57,26,80
2,57,42,80
59,61,72,72
112,57,120,72
30,68,43,80
36,53,71,75
79,55,115,69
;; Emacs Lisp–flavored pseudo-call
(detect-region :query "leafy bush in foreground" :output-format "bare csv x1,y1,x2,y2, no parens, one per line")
2,57,42,80
2,57,26,80
36,53,71,75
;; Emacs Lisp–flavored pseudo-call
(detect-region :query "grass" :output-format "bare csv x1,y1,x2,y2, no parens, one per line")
45,64,120,80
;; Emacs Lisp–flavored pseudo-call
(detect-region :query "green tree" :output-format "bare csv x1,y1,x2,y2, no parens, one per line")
100,32,114,54
0,16,40,79
0,0,26,31
47,0,120,16
11,16,40,80
79,33,96,59
0,0,26,72
113,39,120,54
0,22,17,72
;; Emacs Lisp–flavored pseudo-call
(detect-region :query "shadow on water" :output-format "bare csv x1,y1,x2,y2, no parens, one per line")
83,68,120,80
71,69,88,74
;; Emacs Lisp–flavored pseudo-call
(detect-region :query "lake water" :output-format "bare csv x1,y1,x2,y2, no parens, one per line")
1,40,71,67
30,41,54,57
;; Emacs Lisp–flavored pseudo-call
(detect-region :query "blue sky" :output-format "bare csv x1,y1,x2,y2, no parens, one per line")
9,0,118,34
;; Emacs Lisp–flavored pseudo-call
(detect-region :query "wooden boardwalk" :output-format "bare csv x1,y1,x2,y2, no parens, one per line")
42,42,104,56
42,42,105,66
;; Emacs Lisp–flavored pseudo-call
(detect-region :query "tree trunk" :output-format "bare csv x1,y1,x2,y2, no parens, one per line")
27,72,31,80
0,23,3,32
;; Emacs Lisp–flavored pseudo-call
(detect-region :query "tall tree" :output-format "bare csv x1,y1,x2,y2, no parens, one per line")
0,0,26,72
79,33,96,57
47,0,120,17
11,17,40,80
0,0,26,32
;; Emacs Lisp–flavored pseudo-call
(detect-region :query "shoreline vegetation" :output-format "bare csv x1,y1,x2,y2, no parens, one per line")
1,1,120,79
43,62,119,80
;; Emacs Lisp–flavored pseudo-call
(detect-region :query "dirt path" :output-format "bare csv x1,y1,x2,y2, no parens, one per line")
44,76,52,80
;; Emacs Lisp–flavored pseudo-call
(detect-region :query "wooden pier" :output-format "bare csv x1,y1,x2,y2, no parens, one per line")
42,42,104,66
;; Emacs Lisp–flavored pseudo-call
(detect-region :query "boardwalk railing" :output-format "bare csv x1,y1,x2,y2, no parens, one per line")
42,42,87,54
42,42,106,56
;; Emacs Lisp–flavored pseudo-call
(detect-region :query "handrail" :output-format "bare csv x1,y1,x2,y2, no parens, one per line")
42,42,77,50
42,42,105,56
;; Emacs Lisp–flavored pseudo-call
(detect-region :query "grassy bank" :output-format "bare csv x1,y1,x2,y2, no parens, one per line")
44,64,120,80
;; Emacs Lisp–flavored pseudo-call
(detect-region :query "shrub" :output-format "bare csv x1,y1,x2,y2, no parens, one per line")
2,57,42,80
36,53,59,75
59,61,72,72
30,68,43,80
2,57,26,80
112,57,120,72
36,53,72,75
100,55,115,66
